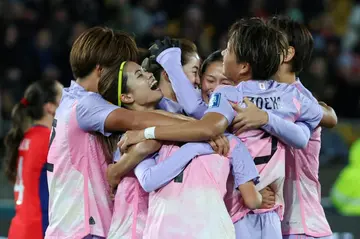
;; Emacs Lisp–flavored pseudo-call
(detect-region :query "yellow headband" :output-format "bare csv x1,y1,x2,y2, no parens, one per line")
118,61,127,106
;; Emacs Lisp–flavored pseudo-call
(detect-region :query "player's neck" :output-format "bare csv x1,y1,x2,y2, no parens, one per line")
76,74,99,93
273,64,296,84
159,80,177,102
33,115,53,129
234,74,251,85
127,103,157,112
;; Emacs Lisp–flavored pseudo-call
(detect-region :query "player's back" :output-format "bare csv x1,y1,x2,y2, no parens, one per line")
143,143,235,239
108,150,149,239
46,82,113,238
8,125,51,239
225,129,286,222
224,80,310,222
281,79,332,237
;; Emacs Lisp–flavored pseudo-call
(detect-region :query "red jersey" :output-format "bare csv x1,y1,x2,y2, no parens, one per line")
8,125,51,239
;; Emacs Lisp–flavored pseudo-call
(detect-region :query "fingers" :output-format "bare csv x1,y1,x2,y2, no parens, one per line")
208,140,218,152
243,97,256,108
118,135,129,153
212,135,230,155
229,101,243,113
221,135,230,155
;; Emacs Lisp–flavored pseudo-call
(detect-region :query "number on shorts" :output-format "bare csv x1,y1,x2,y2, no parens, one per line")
14,156,25,205
253,132,278,165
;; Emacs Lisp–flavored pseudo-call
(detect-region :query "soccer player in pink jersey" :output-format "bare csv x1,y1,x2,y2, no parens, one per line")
46,27,206,239
97,60,260,238
119,18,324,239
268,16,335,239
228,16,337,239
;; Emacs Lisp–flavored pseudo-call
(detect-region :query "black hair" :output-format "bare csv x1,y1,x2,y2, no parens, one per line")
228,17,288,80
268,15,314,74
200,50,223,76
4,80,58,183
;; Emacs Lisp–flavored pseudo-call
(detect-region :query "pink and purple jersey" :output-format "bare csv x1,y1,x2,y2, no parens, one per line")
142,136,258,239
206,80,323,223
46,81,118,238
107,172,148,239
281,79,332,237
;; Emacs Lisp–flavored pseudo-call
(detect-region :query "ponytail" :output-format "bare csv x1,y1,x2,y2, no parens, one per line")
3,79,58,183
4,102,31,183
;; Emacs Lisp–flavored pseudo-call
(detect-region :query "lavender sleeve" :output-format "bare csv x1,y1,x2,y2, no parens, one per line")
134,142,213,192
261,92,323,149
76,93,118,136
226,134,259,189
297,95,323,130
205,86,241,125
157,48,208,119
262,112,311,149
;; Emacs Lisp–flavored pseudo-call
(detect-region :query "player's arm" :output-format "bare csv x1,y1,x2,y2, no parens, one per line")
76,93,191,135
262,113,311,149
227,135,262,210
107,140,162,188
238,182,262,210
231,98,313,149
262,95,324,149
118,87,238,151
319,101,338,128
134,142,213,192
150,109,195,121
156,47,208,119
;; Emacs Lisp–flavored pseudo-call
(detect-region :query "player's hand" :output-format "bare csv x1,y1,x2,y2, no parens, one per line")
141,55,161,73
118,130,146,153
149,37,180,59
136,140,162,156
208,134,230,155
259,186,275,209
230,97,269,135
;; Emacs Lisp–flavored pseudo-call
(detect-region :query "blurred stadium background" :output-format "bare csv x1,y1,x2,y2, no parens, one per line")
0,0,360,238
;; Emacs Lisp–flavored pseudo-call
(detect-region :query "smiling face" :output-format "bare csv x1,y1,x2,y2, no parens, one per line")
182,52,201,88
201,61,232,103
121,61,163,108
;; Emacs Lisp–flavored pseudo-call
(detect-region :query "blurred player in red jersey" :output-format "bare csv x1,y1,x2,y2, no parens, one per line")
4,79,63,239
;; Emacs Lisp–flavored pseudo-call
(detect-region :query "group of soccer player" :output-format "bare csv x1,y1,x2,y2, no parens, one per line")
5,14,337,239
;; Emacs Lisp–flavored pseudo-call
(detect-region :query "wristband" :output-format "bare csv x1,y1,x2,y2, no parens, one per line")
144,127,156,139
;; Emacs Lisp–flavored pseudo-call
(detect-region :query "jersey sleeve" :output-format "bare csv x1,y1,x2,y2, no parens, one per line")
297,95,323,131
226,134,259,189
205,86,241,126
134,142,214,192
76,93,119,136
157,48,208,119
262,113,311,149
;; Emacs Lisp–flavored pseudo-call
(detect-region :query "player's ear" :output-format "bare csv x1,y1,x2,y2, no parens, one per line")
284,46,295,63
238,62,250,76
162,70,170,82
44,102,57,116
121,93,134,104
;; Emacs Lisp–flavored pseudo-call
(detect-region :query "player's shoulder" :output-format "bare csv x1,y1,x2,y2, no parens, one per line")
292,79,317,102
76,92,115,113
214,85,238,94
24,126,51,148
209,85,240,107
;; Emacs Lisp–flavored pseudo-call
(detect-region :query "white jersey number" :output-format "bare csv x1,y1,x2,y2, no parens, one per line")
14,156,25,205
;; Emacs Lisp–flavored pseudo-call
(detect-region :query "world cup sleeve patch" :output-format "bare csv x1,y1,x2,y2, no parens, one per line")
209,93,221,108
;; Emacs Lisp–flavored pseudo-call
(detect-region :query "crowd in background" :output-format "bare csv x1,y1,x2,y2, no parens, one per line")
1,0,360,138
